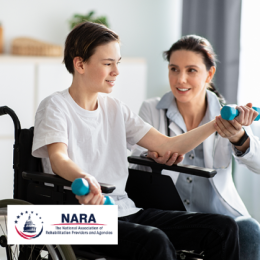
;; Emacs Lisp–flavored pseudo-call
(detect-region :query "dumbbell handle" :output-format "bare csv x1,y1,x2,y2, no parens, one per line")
221,105,260,121
71,178,115,205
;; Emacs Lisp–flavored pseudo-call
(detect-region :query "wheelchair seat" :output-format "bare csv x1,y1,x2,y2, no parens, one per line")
1,106,217,260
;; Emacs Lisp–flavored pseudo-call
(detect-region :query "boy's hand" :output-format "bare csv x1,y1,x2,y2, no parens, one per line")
147,151,184,166
234,103,259,125
75,174,104,205
85,174,102,195
76,192,104,205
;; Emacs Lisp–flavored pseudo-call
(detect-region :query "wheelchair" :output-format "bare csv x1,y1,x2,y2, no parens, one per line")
0,106,217,260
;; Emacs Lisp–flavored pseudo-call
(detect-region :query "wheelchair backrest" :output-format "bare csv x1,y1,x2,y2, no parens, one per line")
14,127,43,200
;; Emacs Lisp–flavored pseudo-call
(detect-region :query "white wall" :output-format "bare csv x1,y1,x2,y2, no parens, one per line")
235,0,260,223
0,0,182,98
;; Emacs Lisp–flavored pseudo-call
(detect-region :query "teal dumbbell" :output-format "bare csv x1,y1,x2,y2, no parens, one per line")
71,178,115,205
221,105,260,121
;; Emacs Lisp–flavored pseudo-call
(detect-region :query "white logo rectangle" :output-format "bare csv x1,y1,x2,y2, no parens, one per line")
8,205,118,244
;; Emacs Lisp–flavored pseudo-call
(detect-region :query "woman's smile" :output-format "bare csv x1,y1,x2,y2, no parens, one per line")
176,87,191,93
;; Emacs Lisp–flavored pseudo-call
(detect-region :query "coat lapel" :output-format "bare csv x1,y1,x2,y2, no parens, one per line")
169,122,182,136
203,90,222,169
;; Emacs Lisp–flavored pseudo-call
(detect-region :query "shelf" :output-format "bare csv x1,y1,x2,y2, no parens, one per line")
0,54,145,64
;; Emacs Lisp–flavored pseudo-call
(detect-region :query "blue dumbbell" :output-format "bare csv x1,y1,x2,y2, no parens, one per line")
221,105,260,121
71,178,115,205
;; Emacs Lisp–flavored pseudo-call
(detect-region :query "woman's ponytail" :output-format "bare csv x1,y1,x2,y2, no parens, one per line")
207,83,226,106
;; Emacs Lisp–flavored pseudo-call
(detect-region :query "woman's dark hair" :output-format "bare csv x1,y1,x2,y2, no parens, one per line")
63,21,120,74
163,35,225,106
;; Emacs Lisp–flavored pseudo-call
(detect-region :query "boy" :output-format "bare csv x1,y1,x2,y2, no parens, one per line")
32,21,240,260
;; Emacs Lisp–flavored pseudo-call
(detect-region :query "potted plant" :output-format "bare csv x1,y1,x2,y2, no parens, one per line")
69,11,109,29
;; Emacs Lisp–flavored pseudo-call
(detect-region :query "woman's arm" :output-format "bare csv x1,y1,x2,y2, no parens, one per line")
214,103,260,173
214,115,250,152
214,103,259,152
138,120,216,156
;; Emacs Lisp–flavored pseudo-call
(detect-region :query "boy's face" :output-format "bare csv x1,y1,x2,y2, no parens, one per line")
83,41,121,94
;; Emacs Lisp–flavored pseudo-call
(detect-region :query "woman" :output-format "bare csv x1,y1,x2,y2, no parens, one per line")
131,35,260,259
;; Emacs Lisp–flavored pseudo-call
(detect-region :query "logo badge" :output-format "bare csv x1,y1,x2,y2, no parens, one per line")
8,205,118,244
14,211,43,240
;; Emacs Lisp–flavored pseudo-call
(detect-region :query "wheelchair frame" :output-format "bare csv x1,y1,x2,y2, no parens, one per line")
0,105,217,260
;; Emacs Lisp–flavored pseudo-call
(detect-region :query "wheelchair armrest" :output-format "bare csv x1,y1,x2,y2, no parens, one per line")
128,156,217,178
22,171,116,193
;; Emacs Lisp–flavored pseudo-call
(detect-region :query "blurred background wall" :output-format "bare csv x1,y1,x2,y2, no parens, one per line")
235,0,260,224
0,0,182,98
182,0,241,104
0,0,260,224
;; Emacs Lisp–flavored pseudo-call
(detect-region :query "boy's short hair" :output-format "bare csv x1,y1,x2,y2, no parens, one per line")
63,21,120,74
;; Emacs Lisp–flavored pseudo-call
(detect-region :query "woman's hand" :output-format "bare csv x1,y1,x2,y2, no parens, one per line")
214,115,244,143
75,174,104,205
147,151,184,166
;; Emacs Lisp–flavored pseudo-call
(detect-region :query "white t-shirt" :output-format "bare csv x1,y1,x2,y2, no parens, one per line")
32,88,152,217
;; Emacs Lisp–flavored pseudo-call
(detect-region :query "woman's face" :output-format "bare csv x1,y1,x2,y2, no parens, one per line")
168,50,215,105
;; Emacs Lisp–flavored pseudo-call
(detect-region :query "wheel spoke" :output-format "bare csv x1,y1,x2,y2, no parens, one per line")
36,245,52,260
4,215,7,234
14,245,19,260
28,245,36,260
35,246,44,260
41,251,50,259
0,222,6,235
10,245,18,260
40,246,53,259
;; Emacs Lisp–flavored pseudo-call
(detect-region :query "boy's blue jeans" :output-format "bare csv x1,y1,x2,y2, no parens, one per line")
83,208,239,260
236,216,260,260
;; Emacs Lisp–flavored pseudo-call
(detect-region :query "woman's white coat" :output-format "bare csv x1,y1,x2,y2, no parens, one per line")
132,90,260,217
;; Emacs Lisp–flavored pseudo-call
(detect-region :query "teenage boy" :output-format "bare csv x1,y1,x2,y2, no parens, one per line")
32,21,243,260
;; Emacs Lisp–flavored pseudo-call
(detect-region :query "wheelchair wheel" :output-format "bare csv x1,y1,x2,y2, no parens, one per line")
0,199,77,260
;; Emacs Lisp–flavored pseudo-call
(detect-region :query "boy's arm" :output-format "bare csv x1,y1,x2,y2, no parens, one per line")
132,99,184,165
138,104,258,157
47,142,104,205
138,120,216,156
